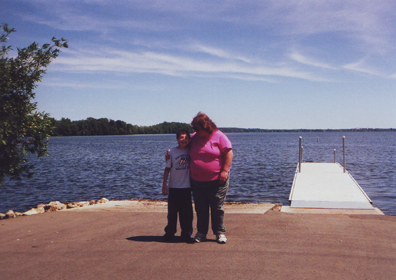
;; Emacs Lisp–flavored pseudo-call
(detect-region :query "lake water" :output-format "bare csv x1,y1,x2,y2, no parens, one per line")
1,132,395,215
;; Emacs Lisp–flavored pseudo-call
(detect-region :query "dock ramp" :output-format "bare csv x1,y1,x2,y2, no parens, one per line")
289,162,373,209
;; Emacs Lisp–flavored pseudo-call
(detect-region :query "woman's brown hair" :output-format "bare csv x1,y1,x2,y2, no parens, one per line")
191,112,217,134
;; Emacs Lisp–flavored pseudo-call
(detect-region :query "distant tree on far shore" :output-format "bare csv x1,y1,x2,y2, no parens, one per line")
50,118,193,136
0,24,67,184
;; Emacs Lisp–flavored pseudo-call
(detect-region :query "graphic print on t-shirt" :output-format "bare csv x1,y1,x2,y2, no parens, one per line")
176,154,190,170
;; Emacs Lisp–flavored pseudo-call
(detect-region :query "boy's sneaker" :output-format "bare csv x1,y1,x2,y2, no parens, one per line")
216,233,227,244
193,232,207,243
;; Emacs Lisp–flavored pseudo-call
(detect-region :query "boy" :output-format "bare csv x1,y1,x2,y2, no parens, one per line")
162,129,193,242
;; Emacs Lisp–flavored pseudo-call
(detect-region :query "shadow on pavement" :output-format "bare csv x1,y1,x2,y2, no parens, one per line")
126,236,163,242
126,236,197,243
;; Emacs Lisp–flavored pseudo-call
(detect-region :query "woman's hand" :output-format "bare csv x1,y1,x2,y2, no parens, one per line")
219,149,233,184
219,170,229,184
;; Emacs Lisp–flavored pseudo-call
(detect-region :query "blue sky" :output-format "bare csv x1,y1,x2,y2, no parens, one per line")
2,0,396,129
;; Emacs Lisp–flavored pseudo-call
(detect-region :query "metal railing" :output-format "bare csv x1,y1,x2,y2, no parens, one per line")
298,136,302,172
298,136,346,173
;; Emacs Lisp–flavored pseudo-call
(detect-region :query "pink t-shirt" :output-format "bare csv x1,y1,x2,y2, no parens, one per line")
190,130,232,182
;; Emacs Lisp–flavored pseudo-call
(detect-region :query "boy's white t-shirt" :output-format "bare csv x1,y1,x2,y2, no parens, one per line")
166,147,191,189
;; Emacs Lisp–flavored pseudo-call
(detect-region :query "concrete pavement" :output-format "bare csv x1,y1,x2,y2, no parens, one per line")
1,201,395,279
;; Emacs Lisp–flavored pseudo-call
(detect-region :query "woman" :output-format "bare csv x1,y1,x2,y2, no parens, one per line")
189,112,233,244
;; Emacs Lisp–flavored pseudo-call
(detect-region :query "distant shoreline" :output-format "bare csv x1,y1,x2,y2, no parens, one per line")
49,128,396,138
49,117,396,137
50,127,396,137
219,127,396,133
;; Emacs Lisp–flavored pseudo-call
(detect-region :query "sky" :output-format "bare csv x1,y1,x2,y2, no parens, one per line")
2,0,396,129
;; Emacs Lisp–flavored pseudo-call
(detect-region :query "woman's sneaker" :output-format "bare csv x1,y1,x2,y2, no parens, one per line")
216,233,227,244
193,232,207,243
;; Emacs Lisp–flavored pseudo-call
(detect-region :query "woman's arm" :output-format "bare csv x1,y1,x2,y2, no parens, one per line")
219,149,233,184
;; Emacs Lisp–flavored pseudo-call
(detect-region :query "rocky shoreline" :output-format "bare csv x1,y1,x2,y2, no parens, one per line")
0,197,110,219
1,199,282,218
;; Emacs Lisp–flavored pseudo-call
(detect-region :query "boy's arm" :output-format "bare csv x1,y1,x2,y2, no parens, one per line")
162,167,171,195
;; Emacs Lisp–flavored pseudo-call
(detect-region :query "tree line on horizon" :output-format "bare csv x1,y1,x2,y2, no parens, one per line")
50,117,396,137
50,118,193,136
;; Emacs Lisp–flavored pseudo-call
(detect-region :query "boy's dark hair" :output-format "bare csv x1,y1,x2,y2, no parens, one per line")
176,129,190,139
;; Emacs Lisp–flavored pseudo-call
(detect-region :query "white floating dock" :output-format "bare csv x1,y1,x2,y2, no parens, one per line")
289,162,374,209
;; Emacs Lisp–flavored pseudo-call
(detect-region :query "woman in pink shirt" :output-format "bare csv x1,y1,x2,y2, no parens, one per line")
189,112,233,244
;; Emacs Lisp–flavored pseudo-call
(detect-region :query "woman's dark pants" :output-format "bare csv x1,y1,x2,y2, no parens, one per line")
164,188,193,238
191,177,229,235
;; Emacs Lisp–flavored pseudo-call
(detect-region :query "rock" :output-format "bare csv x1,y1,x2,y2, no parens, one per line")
271,204,282,212
49,201,61,205
44,205,58,212
35,207,45,214
58,204,67,210
49,201,67,211
23,208,40,216
15,212,24,217
0,213,5,219
89,200,96,205
76,201,90,207
5,210,16,219
97,198,109,204
65,202,78,209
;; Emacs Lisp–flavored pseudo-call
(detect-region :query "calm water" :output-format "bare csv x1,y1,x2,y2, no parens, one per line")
1,132,395,215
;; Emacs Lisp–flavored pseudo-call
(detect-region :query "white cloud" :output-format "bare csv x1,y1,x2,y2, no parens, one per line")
42,77,165,91
342,58,384,77
52,47,326,82
21,1,396,35
12,0,396,82
189,43,252,63
289,52,337,70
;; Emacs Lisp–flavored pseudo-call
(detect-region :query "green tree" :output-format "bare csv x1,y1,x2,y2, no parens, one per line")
0,24,68,184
